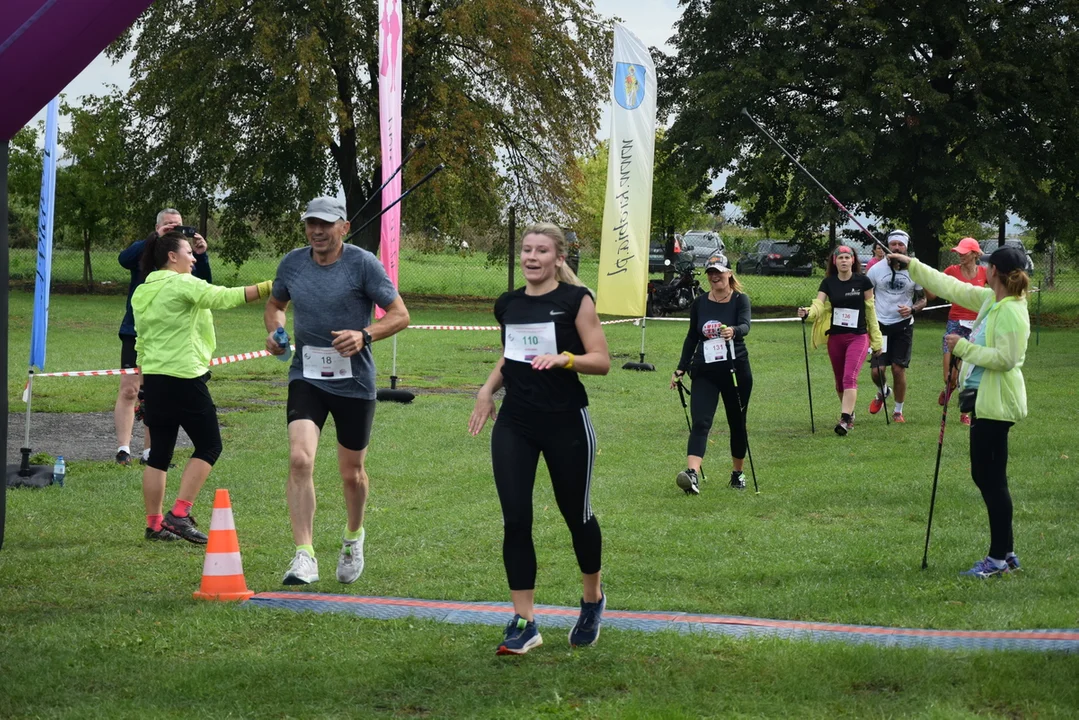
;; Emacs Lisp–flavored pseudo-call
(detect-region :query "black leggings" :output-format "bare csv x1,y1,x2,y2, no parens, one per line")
490,407,602,591
142,374,222,471
688,361,752,460
969,416,1015,559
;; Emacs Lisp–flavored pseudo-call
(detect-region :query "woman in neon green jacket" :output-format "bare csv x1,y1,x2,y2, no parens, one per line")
132,230,272,544
891,246,1030,579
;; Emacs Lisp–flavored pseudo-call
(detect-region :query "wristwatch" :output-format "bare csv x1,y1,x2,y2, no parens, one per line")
360,328,373,350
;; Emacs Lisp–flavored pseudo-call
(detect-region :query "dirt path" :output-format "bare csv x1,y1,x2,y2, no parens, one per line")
6,412,191,464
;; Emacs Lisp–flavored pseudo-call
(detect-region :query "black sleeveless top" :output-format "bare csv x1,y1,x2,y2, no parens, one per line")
494,283,590,413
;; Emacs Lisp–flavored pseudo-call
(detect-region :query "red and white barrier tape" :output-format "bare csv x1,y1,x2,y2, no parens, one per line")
636,303,952,323
410,318,639,331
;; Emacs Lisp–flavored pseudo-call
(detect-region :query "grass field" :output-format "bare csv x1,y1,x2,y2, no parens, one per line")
3,291,1078,718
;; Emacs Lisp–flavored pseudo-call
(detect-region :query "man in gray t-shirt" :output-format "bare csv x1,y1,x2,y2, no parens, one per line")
265,196,410,587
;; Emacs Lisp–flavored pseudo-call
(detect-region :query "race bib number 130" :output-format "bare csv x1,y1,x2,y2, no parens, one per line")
504,322,558,362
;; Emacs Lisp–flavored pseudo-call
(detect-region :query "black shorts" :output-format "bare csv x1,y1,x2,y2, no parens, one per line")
286,380,376,452
879,319,914,368
119,334,138,369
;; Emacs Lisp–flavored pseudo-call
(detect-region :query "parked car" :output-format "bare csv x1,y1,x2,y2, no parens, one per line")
978,239,1034,275
680,231,726,268
649,242,667,274
848,240,877,270
736,240,814,276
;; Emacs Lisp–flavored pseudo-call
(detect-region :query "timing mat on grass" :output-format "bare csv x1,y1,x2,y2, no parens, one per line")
246,593,1079,653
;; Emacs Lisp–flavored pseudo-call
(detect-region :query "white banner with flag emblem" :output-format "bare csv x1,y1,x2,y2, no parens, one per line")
595,24,657,317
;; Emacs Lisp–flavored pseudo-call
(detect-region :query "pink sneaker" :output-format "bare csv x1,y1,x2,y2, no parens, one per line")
892,411,906,423
960,413,971,426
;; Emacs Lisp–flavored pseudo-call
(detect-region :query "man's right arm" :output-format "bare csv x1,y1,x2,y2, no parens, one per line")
264,295,289,354
118,239,146,270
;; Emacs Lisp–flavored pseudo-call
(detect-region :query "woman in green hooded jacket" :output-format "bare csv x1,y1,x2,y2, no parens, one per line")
890,246,1030,579
132,230,272,543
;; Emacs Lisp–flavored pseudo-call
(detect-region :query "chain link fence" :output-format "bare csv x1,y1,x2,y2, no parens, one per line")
9,224,1078,323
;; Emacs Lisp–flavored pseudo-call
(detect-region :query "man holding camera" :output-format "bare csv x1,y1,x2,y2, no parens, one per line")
114,209,212,466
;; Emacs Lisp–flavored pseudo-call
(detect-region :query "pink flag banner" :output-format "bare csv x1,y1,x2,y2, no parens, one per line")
376,0,403,318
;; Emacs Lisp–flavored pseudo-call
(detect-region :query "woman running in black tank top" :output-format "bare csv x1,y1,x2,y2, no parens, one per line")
469,223,610,656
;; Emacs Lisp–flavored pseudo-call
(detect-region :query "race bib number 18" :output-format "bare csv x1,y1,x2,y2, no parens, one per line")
504,322,558,363
302,346,353,380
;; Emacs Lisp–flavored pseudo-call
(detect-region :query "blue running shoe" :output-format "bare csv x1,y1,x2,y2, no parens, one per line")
497,615,542,655
569,592,606,648
959,557,1009,578
1006,554,1021,572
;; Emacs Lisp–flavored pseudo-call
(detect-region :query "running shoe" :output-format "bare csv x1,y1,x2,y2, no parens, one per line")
729,470,746,490
336,530,365,584
892,411,906,423
1006,554,1021,572
676,469,700,495
834,413,853,436
497,615,543,655
960,413,971,426
959,557,1009,578
569,592,606,648
283,549,320,585
116,450,133,466
162,511,208,544
869,386,891,414
144,526,181,542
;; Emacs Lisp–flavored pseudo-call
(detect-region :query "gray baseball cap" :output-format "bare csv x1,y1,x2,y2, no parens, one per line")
301,196,346,223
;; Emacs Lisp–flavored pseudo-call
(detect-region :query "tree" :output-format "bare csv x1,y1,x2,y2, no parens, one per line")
55,94,139,286
662,0,1079,268
110,0,611,253
572,132,711,249
7,126,43,248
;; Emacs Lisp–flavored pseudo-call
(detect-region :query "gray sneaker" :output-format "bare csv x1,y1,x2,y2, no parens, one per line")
676,468,700,495
336,529,365,584
282,549,319,585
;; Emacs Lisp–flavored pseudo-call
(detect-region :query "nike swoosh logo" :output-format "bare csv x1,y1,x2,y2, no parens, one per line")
550,311,565,316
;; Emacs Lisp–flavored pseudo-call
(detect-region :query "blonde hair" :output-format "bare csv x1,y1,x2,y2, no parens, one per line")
728,273,745,295
1000,268,1030,298
520,222,590,291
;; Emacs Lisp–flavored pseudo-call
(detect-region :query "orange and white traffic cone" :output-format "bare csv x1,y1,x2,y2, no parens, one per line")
193,489,254,602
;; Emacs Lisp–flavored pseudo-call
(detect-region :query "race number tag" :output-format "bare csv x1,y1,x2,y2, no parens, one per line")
880,334,889,353
703,337,733,363
302,346,353,380
832,307,860,329
504,322,557,363
959,319,975,330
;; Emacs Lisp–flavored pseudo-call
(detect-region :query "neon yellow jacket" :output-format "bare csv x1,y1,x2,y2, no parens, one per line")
132,270,248,378
907,259,1028,422
805,294,883,352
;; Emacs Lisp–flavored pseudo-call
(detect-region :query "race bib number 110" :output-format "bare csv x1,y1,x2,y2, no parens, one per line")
504,322,558,363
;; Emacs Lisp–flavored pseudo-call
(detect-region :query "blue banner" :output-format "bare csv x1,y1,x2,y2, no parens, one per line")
30,97,59,371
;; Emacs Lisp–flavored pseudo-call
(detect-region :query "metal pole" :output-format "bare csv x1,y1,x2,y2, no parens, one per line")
638,318,647,364
2,140,10,549
508,205,515,291
1036,275,1042,346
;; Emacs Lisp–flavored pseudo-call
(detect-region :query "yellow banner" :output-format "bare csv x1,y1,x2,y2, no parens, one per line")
596,24,657,317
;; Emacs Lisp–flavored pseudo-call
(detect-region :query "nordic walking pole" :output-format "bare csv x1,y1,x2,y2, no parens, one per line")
741,108,889,255
344,164,445,243
872,350,890,425
675,378,704,482
726,336,759,494
800,317,815,433
922,355,960,569
346,140,427,226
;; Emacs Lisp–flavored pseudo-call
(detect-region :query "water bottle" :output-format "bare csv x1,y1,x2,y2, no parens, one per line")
52,456,66,487
272,327,292,362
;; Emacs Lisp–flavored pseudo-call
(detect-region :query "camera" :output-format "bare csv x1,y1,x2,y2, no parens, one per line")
175,225,198,238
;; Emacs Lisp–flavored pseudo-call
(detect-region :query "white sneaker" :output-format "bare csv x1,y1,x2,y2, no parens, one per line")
282,549,319,585
336,529,365,584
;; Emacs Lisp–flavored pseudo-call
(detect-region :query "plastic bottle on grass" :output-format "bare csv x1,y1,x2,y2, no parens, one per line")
272,327,292,363
53,456,66,487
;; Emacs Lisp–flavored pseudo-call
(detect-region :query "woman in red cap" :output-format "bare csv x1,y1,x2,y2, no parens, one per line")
931,237,987,425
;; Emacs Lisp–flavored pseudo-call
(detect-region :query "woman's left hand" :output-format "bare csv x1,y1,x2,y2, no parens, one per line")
944,333,961,353
530,353,568,371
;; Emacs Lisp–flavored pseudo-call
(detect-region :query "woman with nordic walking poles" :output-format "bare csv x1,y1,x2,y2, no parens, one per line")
670,254,752,495
132,230,273,543
468,223,610,655
929,237,987,427
892,246,1030,578
797,246,883,436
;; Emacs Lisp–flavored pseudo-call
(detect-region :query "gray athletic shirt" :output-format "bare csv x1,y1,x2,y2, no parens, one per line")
272,243,399,399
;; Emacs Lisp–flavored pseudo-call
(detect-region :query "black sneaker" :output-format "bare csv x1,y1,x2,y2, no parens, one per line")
676,468,700,495
729,470,746,490
162,511,208,544
116,450,133,466
834,413,853,436
145,526,182,542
